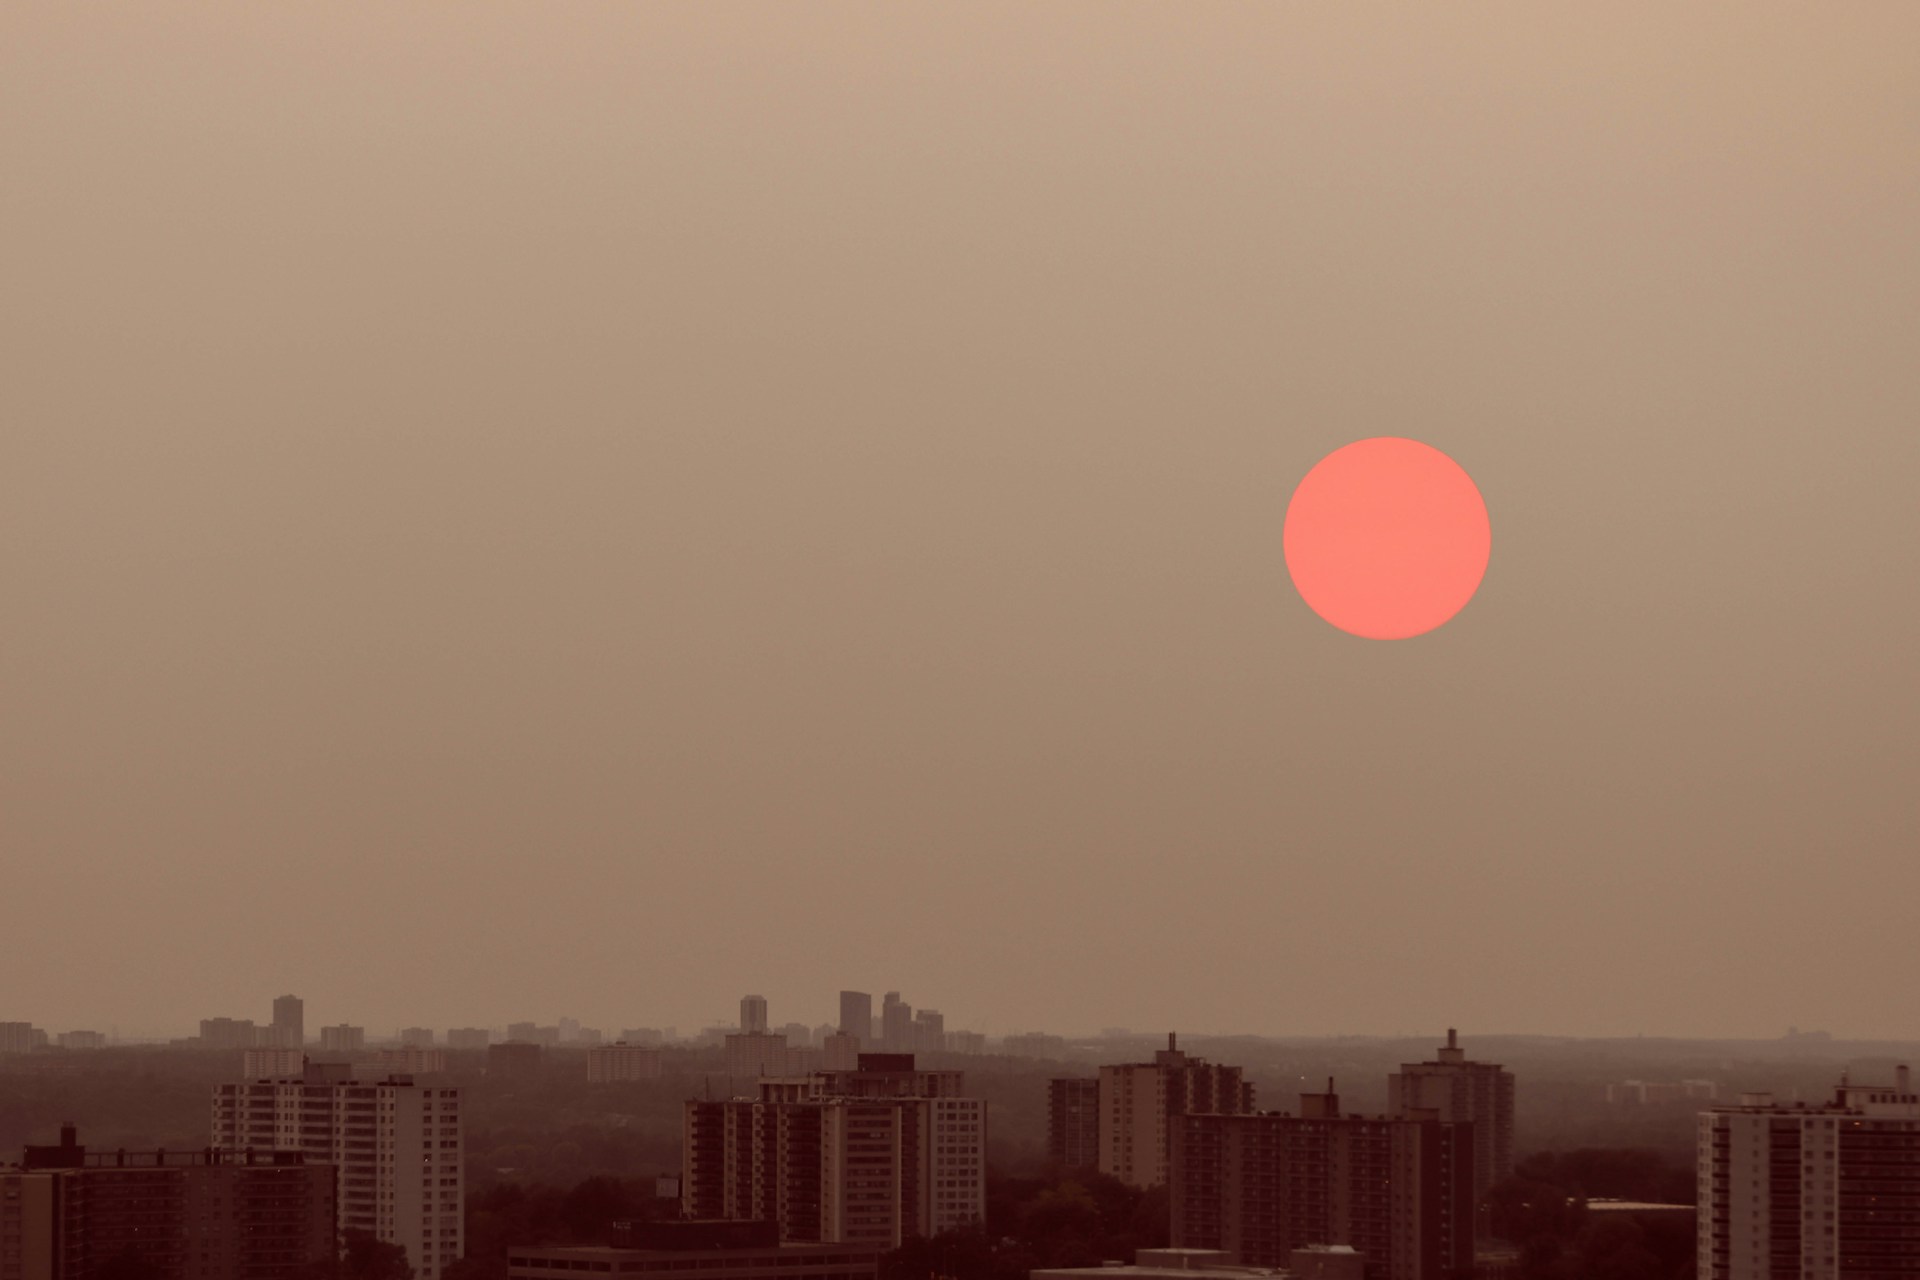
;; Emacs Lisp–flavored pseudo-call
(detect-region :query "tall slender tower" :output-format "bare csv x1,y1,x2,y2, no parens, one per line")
838,991,872,1043
740,994,769,1034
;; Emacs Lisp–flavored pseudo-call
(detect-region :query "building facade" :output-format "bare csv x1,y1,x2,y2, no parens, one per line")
1698,1069,1920,1280
838,994,871,1043
682,1056,984,1249
271,996,304,1049
212,1062,463,1280
1386,1029,1514,1232
1170,1091,1474,1280
3,1125,334,1280
587,1043,663,1083
1048,1078,1100,1168
1099,1036,1256,1188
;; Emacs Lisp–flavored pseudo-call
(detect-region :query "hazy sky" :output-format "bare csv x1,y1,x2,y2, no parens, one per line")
4,4,1916,1042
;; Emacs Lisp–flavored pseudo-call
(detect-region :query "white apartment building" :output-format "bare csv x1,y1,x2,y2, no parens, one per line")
213,1062,464,1280
1698,1067,1920,1279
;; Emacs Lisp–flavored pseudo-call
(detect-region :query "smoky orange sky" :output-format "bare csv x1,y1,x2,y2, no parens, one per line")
3,4,1916,1041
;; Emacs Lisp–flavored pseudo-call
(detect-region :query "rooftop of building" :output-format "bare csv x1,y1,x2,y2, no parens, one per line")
1030,1249,1284,1279
18,1124,314,1170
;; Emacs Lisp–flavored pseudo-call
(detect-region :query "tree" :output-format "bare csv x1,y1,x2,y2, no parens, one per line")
341,1230,414,1280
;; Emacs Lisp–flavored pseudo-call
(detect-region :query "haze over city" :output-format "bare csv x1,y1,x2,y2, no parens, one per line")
4,3,1917,1043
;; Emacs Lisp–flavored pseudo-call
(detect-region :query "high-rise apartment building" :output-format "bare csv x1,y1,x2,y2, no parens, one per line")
820,1033,860,1071
243,1047,307,1079
212,1062,464,1280
912,1010,944,1054
4,1125,335,1280
1048,1078,1100,1168
446,1028,491,1051
317,1024,364,1054
838,993,872,1043
1698,1068,1920,1280
200,1018,260,1051
741,996,769,1035
400,1028,435,1049
1099,1035,1255,1188
272,995,304,1049
53,1032,105,1051
682,1055,984,1249
588,1043,663,1083
725,1032,791,1081
0,1024,47,1055
1171,1088,1474,1280
1386,1029,1513,1232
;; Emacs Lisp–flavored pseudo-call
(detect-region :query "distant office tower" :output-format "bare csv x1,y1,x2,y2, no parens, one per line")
1099,1034,1255,1188
200,1017,260,1050
1171,1086,1474,1279
1048,1078,1100,1167
558,1017,582,1043
318,1023,365,1053
781,1022,814,1048
243,1046,307,1078
213,1062,463,1280
446,1027,491,1050
272,994,304,1048
55,1030,105,1050
588,1042,664,1082
400,1027,436,1048
1387,1029,1514,1231
740,996,769,1034
724,1032,790,1080
880,993,913,1052
488,1041,544,1078
507,1021,540,1043
6,1124,334,1280
839,991,872,1042
913,1009,944,1054
945,1030,986,1056
683,1055,985,1248
1698,1068,1920,1280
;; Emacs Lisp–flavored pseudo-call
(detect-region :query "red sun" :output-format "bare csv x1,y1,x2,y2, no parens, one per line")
1283,437,1491,640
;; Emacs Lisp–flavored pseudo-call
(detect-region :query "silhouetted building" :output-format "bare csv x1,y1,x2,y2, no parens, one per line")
4,1123,335,1280
1170,1086,1474,1280
446,1027,491,1050
1699,1068,1920,1280
400,1027,435,1048
1387,1029,1513,1234
587,1043,662,1083
360,1047,447,1075
271,995,304,1048
820,1033,860,1071
1048,1078,1100,1168
740,996,769,1035
682,1056,983,1248
725,1032,791,1081
53,1032,104,1051
213,1063,463,1280
1099,1034,1255,1188
837,993,871,1043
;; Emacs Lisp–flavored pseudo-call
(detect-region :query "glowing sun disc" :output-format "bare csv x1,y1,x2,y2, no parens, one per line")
1283,437,1491,640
